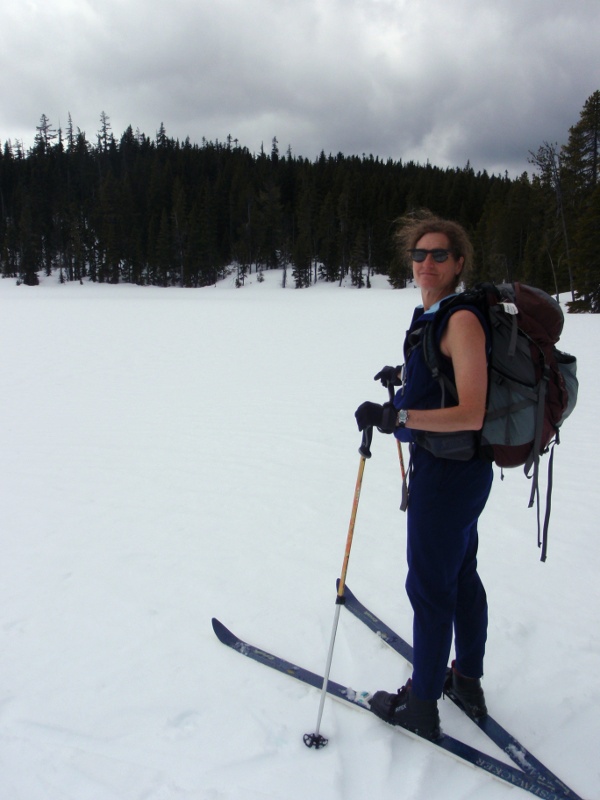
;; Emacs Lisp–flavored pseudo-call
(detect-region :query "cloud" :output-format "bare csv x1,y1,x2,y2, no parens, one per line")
1,0,599,176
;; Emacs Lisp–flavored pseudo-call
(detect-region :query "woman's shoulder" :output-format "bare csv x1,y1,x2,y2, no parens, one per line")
445,306,486,329
440,306,489,358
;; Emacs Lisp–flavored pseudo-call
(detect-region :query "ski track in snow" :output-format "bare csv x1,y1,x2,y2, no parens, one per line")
0,271,597,800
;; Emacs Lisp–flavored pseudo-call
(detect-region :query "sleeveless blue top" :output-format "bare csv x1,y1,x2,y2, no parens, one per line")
392,295,489,445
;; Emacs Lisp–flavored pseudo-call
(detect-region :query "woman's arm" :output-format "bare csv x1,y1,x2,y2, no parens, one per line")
403,309,487,433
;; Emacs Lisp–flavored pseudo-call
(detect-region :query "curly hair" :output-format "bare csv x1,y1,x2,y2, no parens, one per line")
395,210,474,288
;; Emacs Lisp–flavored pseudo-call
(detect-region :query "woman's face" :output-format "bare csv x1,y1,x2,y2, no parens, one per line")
411,232,464,298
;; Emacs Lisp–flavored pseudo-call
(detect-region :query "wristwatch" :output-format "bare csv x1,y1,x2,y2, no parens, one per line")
396,409,409,428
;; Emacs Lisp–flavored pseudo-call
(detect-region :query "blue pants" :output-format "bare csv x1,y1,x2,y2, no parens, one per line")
406,447,493,701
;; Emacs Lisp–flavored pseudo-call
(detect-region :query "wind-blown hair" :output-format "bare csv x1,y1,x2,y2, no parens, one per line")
395,210,474,288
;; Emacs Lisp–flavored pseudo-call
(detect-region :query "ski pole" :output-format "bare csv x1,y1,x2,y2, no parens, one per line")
303,425,373,750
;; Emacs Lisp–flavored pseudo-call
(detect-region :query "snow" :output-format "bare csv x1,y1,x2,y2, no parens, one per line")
1,270,597,800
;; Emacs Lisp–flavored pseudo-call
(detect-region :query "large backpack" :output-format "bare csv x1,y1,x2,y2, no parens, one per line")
420,282,578,561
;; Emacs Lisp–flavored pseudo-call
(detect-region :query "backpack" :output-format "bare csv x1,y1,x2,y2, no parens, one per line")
420,282,578,562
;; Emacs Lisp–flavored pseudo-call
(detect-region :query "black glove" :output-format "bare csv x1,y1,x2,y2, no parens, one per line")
355,401,397,434
374,365,403,388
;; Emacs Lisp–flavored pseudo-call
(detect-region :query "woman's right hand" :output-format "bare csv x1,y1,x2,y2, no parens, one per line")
373,365,402,388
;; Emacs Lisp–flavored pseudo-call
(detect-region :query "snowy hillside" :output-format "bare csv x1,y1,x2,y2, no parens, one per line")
1,271,597,800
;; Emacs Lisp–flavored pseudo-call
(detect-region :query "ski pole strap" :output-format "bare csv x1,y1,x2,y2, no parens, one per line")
540,442,556,562
400,445,413,512
400,475,409,512
525,368,550,507
359,426,373,458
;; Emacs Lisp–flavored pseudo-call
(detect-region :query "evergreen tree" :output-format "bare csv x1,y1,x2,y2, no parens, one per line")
292,175,316,287
563,90,600,194
528,141,574,298
570,184,600,311
291,229,312,288
98,111,113,153
349,226,367,288
317,191,340,282
254,179,283,271
33,114,57,154
563,91,600,309
156,209,172,286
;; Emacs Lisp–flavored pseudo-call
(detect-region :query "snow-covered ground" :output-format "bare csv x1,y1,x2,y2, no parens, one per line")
1,270,597,800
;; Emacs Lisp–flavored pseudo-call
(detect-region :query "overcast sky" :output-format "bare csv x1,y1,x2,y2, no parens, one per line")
2,0,599,177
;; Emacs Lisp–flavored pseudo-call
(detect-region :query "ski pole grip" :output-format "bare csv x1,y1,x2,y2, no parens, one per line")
359,426,373,458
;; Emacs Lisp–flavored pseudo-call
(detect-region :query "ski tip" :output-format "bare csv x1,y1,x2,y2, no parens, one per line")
342,583,357,601
335,579,356,602
212,617,231,642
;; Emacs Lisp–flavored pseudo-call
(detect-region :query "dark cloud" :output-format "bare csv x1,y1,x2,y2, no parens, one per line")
1,0,599,176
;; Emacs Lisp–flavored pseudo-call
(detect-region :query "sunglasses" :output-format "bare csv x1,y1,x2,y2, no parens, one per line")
409,248,457,263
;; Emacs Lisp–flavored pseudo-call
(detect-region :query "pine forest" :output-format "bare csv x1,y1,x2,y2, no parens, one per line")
1,91,599,311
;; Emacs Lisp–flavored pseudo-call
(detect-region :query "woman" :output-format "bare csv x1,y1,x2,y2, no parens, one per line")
355,212,493,740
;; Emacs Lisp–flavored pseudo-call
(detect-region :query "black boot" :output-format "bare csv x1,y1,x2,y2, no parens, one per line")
369,680,441,740
444,661,487,719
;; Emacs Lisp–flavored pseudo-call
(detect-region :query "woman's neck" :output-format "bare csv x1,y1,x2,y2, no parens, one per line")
421,287,457,311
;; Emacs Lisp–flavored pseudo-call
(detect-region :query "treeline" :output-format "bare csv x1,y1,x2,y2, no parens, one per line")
1,92,599,309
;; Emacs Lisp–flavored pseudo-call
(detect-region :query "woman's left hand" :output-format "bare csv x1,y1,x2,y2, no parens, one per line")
355,401,397,433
